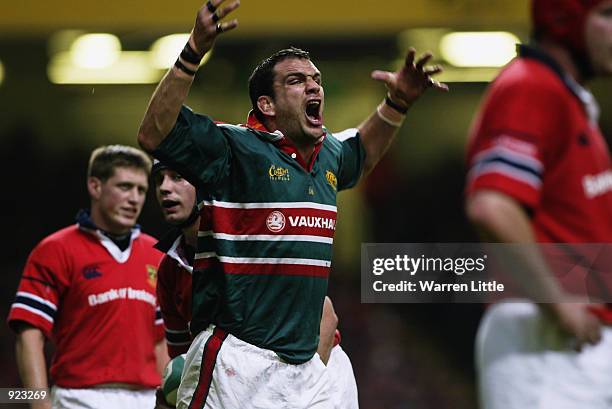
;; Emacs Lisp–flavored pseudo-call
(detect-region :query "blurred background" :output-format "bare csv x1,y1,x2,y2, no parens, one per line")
1,0,611,407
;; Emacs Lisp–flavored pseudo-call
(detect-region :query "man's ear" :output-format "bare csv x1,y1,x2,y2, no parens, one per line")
257,96,275,118
87,177,103,200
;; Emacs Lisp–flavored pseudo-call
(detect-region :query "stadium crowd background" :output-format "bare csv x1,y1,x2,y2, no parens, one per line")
1,0,611,407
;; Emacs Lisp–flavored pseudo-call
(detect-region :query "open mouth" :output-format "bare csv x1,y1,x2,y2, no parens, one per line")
162,199,180,210
305,100,322,126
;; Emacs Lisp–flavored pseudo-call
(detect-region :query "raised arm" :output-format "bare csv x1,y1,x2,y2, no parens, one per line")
138,0,240,152
358,49,448,175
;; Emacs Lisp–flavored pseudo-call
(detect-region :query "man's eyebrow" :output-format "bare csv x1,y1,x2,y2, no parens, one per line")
284,71,322,79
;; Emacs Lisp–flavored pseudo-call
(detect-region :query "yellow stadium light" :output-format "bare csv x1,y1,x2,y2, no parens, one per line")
150,34,190,69
440,32,520,67
150,34,212,69
70,33,121,69
0,60,4,86
48,31,215,84
49,51,160,84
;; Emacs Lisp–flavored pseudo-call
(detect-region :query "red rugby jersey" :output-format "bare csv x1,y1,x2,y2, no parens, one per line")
466,46,612,318
8,223,164,388
467,45,612,243
155,233,194,358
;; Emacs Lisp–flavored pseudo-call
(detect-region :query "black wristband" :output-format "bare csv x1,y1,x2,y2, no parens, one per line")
174,59,196,76
180,42,203,65
384,95,409,114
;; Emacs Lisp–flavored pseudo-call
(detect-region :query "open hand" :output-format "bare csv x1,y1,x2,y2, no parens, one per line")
550,302,603,351
371,48,448,109
190,0,241,55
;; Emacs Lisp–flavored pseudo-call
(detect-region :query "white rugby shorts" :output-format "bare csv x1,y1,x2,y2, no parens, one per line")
476,301,612,409
327,345,359,409
51,385,155,409
177,325,333,409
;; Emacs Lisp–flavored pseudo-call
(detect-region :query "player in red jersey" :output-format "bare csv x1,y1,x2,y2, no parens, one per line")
465,1,612,407
153,160,358,408
8,145,167,409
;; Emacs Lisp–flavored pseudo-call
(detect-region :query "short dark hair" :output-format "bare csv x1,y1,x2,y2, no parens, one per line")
87,145,152,181
248,47,311,122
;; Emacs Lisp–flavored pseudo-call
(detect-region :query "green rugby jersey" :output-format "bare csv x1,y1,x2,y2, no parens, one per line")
154,106,365,364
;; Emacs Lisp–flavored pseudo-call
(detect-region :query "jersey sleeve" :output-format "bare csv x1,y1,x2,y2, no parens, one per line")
153,105,232,189
154,303,164,343
7,238,69,339
465,73,569,209
333,128,366,191
156,256,191,358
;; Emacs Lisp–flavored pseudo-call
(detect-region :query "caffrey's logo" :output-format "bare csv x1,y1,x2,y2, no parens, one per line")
266,211,286,233
325,170,337,191
146,265,158,288
269,165,290,181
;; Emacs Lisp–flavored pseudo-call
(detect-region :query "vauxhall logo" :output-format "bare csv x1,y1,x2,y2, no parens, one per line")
266,210,336,232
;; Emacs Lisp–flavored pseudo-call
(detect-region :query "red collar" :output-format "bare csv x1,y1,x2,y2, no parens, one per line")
244,111,325,172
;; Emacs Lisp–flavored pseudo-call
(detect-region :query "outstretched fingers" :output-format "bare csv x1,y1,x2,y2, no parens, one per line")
404,48,416,67
370,70,396,85
428,78,449,92
193,0,240,53
424,65,443,75
213,0,241,25
415,52,433,71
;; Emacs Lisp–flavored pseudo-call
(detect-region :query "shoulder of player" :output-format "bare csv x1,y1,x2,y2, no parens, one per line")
158,253,181,272
135,233,165,254
493,58,568,98
319,129,359,159
31,224,80,255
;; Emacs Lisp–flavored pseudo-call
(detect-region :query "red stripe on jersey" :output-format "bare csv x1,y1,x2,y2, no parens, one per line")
189,327,227,409
193,258,216,270
202,205,337,238
223,262,330,278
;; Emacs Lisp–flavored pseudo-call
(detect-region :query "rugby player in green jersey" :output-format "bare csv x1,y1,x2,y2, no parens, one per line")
138,1,447,407
153,161,358,408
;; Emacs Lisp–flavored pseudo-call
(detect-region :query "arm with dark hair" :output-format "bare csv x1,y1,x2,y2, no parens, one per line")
358,49,448,175
138,0,240,152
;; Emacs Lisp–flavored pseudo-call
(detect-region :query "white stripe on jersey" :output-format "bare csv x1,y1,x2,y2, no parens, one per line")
468,162,542,189
193,253,331,267
165,328,190,334
16,291,57,311
198,200,337,213
332,128,359,142
11,303,54,324
197,231,334,244
472,145,543,174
